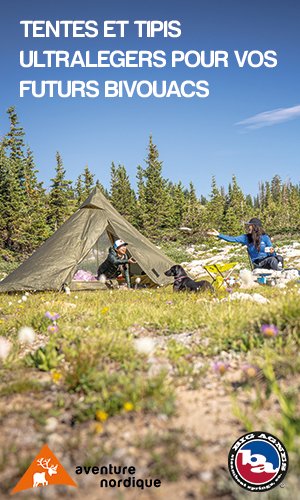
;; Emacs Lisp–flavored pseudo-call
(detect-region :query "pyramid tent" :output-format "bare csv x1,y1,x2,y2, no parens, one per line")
0,187,174,292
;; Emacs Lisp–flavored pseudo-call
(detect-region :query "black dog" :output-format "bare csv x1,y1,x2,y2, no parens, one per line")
165,265,214,293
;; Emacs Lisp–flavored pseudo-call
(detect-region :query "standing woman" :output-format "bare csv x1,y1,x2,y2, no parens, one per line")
207,218,283,270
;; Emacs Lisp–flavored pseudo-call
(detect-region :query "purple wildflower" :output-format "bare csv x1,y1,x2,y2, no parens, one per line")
45,311,60,322
47,324,59,334
212,361,229,375
261,324,279,338
242,364,258,378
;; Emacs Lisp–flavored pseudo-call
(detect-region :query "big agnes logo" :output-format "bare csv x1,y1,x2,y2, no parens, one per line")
228,432,288,492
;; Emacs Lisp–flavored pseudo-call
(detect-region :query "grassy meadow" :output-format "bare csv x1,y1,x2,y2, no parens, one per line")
0,242,300,498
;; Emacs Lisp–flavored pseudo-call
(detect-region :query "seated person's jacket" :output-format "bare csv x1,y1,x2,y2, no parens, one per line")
97,247,131,287
217,233,276,262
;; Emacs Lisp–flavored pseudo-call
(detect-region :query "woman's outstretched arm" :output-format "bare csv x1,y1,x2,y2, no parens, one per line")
218,233,248,244
207,229,248,245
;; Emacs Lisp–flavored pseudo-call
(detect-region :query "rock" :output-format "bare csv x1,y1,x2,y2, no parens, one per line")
148,359,173,377
45,417,58,433
239,269,257,288
47,433,64,449
252,293,270,304
199,470,213,482
228,292,269,304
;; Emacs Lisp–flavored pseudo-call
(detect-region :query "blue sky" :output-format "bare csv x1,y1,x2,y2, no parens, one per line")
0,0,299,196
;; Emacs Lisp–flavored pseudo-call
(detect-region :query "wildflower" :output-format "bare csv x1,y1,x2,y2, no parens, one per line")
18,326,36,344
166,300,173,305
93,422,104,434
135,277,141,284
0,337,11,360
212,361,229,375
261,324,279,338
134,337,156,355
242,364,258,378
52,371,62,383
21,295,27,302
123,402,134,412
98,274,106,284
74,295,78,300
96,410,108,422
47,324,59,334
101,307,109,314
45,311,60,321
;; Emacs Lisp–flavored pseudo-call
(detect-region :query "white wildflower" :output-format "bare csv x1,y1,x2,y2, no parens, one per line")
22,295,27,302
0,337,11,360
135,277,141,284
99,274,106,284
134,337,156,355
18,326,36,344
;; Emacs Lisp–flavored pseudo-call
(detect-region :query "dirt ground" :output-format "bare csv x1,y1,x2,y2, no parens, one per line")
1,363,279,500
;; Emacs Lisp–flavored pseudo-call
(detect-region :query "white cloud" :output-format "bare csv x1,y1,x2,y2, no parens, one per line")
236,105,300,129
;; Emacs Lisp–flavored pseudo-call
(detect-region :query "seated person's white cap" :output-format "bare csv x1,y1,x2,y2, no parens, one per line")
113,239,128,249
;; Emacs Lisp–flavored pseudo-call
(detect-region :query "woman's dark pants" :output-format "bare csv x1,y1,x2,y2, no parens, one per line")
254,255,284,270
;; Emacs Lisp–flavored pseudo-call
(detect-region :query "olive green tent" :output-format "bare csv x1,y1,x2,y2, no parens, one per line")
0,187,174,292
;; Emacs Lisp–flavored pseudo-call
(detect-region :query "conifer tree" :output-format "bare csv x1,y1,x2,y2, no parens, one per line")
5,106,27,192
110,162,137,224
48,152,74,230
136,164,146,229
262,181,280,231
21,148,51,251
95,179,109,197
75,165,95,206
171,181,186,227
5,107,25,162
75,174,84,205
271,175,282,203
82,165,94,196
287,185,300,231
258,182,265,209
183,182,199,228
140,136,175,237
200,195,208,205
222,175,246,233
0,108,28,252
0,147,27,251
245,194,253,210
206,176,226,229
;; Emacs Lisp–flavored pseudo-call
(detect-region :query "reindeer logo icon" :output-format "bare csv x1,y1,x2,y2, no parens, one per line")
33,458,58,487
11,444,77,495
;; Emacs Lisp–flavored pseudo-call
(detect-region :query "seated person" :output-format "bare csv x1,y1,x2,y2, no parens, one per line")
97,239,136,288
207,218,284,271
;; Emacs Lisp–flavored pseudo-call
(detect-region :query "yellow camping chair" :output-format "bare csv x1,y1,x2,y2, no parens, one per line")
203,262,238,288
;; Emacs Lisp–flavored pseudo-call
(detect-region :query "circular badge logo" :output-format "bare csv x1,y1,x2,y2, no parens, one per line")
228,432,288,492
